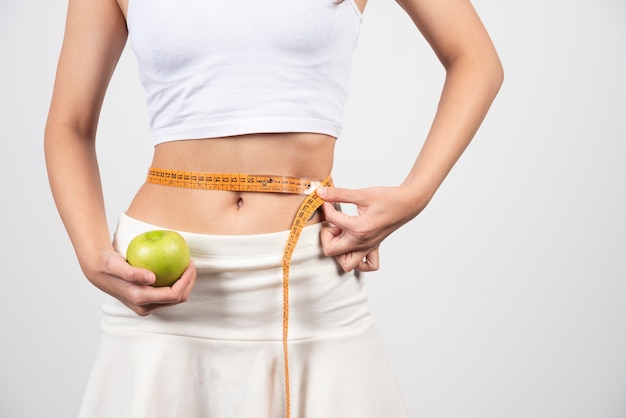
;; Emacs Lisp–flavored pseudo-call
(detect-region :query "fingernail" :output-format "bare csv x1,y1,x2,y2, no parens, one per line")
317,187,327,197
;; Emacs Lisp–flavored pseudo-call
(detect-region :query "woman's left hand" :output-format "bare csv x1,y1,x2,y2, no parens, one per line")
316,185,425,272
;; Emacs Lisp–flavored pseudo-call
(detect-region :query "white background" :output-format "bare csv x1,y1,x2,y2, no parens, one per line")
1,0,625,417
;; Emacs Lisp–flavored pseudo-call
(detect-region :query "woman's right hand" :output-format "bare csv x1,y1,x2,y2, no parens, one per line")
85,250,197,316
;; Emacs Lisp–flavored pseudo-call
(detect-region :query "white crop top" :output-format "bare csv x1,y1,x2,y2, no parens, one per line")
127,0,363,145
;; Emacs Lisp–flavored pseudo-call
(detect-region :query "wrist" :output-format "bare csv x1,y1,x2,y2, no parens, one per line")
399,178,436,214
75,239,116,275
388,183,430,225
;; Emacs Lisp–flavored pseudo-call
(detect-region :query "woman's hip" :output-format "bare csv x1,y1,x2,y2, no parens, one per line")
101,213,373,341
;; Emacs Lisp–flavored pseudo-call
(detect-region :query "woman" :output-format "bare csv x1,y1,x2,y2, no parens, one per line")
45,0,503,416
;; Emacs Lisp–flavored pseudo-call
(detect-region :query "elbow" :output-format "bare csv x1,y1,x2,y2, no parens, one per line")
482,41,504,93
473,50,504,100
44,109,97,149
443,46,504,97
483,56,504,103
44,116,68,159
491,54,504,93
43,114,97,169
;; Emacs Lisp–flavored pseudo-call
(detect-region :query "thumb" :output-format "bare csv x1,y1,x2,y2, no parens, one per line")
107,251,156,285
316,186,363,205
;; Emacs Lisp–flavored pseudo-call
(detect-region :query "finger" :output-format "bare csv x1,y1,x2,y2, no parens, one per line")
122,260,197,311
334,253,354,273
320,224,353,257
127,302,161,316
321,233,354,258
149,260,196,304
129,299,182,316
321,202,358,231
334,249,372,272
321,225,373,258
106,251,156,286
357,248,380,272
322,202,350,227
170,259,197,302
129,279,195,315
320,224,342,237
317,186,366,205
126,282,189,309
320,224,342,249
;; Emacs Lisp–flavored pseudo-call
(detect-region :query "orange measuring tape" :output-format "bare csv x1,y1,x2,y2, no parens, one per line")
147,167,333,418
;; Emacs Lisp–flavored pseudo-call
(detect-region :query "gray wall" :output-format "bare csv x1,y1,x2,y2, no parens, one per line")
1,0,624,416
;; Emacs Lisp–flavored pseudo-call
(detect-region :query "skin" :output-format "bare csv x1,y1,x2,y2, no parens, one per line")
45,0,503,316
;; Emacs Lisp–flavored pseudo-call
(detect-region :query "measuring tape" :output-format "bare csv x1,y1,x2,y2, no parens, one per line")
147,168,322,195
146,167,333,418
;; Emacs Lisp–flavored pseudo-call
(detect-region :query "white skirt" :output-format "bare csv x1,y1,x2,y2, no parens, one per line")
79,213,408,418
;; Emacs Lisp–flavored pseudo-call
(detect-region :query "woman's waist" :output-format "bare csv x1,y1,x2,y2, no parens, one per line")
126,184,326,234
128,132,334,234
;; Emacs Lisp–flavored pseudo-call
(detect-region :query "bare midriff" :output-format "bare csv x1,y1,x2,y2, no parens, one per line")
126,132,336,235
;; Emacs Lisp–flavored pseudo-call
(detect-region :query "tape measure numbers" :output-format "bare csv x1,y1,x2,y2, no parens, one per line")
146,167,333,418
147,168,322,195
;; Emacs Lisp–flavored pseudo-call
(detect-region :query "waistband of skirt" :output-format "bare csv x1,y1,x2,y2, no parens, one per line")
116,212,324,258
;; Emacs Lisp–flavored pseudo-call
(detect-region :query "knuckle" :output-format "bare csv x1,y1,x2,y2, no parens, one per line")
352,225,369,241
171,291,185,304
127,288,147,306
126,271,141,285
101,254,117,275
321,244,334,257
128,301,152,316
134,307,152,317
166,289,187,305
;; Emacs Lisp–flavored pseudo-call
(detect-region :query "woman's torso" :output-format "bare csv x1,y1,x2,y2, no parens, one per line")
126,133,336,234
118,0,364,234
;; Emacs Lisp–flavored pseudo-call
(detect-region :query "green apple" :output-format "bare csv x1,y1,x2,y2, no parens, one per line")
126,230,191,287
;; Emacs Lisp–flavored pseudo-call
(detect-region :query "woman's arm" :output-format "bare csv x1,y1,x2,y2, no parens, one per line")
45,0,196,315
319,0,504,272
